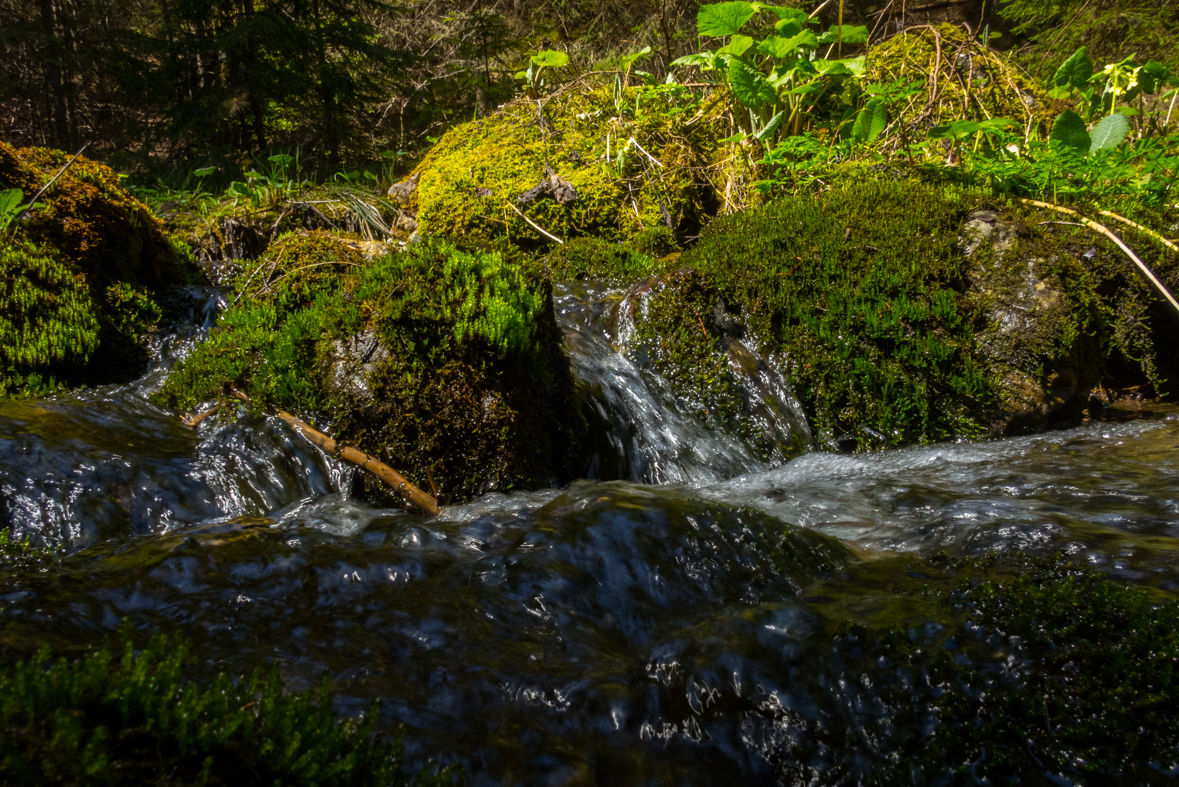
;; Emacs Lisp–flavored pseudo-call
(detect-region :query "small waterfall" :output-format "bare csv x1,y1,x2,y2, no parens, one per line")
554,280,811,487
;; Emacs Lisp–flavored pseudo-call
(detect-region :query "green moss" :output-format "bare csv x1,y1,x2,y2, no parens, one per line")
0,142,199,398
0,623,460,786
539,237,659,283
677,177,995,450
410,85,724,248
236,230,365,311
157,240,582,503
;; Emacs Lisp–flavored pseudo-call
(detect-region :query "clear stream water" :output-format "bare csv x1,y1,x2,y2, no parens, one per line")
2,283,1178,785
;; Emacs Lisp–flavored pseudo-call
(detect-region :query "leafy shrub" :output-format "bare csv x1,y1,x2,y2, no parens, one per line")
0,624,460,786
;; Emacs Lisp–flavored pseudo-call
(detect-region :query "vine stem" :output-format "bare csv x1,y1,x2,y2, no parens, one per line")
1022,198,1179,318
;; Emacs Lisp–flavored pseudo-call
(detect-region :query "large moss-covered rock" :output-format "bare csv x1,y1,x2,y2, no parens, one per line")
399,84,729,248
157,235,583,504
0,142,196,397
618,176,1175,451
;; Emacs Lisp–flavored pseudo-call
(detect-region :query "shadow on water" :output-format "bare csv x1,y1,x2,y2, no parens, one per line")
2,283,1179,784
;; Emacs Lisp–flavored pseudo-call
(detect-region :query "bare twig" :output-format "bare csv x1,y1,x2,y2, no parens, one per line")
18,142,90,221
228,388,440,515
181,404,222,429
1025,199,1179,318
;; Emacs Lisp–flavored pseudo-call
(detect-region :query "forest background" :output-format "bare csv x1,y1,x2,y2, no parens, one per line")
5,0,1178,184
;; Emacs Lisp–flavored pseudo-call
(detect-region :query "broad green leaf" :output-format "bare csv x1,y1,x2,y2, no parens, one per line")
1053,46,1092,92
774,18,803,36
0,188,22,218
814,56,865,76
753,4,809,22
718,34,755,57
728,58,778,107
718,132,748,143
852,97,888,143
267,154,294,167
193,167,216,178
1139,60,1173,93
1050,109,1091,152
670,52,716,68
698,2,757,36
230,181,254,197
1088,112,1129,153
755,109,786,141
977,118,1015,133
757,30,818,59
929,120,981,139
817,25,869,45
531,50,570,68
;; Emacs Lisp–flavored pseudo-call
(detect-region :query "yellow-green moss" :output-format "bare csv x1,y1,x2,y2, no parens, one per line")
410,84,726,248
866,25,1059,134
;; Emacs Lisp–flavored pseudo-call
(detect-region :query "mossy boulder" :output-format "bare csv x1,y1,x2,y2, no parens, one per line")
866,24,1059,134
157,236,583,504
401,84,727,248
0,142,197,397
622,176,1174,451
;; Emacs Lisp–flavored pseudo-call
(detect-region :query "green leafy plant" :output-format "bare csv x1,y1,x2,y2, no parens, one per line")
516,50,570,98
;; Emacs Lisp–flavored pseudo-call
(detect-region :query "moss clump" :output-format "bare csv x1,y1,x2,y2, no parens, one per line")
539,237,659,283
0,624,459,786
0,142,199,397
158,240,581,503
866,24,1058,134
408,84,724,248
677,177,998,450
235,230,365,310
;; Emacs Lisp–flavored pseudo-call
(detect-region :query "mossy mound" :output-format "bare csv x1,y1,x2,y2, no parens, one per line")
0,143,196,397
405,84,726,248
158,238,582,504
0,624,457,786
867,24,1058,134
539,237,660,284
630,176,1151,451
233,230,365,310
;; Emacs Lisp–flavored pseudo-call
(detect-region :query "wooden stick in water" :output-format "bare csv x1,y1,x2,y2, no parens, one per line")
228,388,440,516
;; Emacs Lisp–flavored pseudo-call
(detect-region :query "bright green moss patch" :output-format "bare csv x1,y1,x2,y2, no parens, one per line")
158,239,581,503
409,84,725,248
0,624,459,786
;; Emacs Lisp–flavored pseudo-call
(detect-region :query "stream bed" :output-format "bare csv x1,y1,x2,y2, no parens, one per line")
2,284,1178,785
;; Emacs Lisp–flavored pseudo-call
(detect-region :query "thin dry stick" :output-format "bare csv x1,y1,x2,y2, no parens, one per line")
181,404,222,429
18,142,90,221
228,388,440,515
1023,199,1179,317
509,202,564,244
1096,210,1179,255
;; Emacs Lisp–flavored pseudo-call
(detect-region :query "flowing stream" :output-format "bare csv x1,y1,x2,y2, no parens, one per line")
2,282,1178,784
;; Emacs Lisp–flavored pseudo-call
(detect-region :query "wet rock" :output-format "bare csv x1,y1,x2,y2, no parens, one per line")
962,208,1102,431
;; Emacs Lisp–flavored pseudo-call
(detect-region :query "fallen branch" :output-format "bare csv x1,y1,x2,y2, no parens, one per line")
1096,209,1179,256
1023,199,1179,318
228,388,440,516
181,403,222,429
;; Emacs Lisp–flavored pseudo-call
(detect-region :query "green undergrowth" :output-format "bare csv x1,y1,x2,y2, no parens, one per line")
808,555,1179,784
538,237,660,283
157,236,580,503
0,623,460,786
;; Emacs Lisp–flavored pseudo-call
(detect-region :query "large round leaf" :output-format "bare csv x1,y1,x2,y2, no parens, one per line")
728,58,778,108
1088,113,1129,154
1053,47,1093,92
698,1,757,36
1050,109,1090,153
